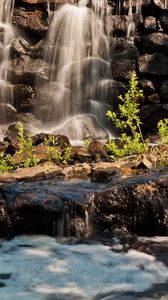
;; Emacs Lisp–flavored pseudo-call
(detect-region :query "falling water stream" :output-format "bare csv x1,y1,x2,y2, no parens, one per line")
0,0,15,122
1,1,168,299
36,0,112,140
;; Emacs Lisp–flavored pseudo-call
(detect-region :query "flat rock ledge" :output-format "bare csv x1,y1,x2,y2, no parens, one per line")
0,163,168,239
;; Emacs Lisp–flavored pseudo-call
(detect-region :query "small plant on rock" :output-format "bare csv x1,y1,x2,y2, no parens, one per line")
44,134,60,162
60,145,72,166
16,123,39,168
158,118,168,145
0,152,14,174
106,72,149,160
44,134,72,165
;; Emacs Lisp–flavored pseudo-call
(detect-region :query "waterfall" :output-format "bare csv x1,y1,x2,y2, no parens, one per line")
36,0,112,140
0,0,15,123
127,0,135,37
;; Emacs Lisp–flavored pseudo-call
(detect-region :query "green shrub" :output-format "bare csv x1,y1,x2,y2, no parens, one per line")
158,118,168,145
44,134,60,162
16,123,39,168
44,134,72,165
0,152,14,174
60,146,72,165
106,72,149,159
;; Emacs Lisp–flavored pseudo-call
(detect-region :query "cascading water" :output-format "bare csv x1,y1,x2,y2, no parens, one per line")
0,0,15,123
36,0,112,140
127,0,135,37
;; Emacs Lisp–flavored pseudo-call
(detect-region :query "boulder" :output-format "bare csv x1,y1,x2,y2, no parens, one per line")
19,98,35,113
139,78,156,95
135,33,168,55
112,37,139,60
0,197,13,239
111,58,137,81
0,104,17,124
147,93,160,103
144,16,157,32
11,37,30,56
139,53,168,76
12,7,48,39
159,80,168,102
7,55,47,86
88,140,110,162
13,85,34,109
111,15,128,37
140,104,168,132
87,172,168,235
160,13,168,32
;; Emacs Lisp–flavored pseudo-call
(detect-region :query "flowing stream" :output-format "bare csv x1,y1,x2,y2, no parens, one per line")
0,235,168,300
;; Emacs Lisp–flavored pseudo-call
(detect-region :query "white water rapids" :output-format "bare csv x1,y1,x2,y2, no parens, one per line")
0,235,168,300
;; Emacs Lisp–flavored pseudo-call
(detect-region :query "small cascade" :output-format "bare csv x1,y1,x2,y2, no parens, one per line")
136,0,142,14
36,0,112,140
46,1,57,22
0,0,15,123
127,0,135,37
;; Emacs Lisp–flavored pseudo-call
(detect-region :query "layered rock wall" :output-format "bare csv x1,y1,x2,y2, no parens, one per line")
2,0,168,132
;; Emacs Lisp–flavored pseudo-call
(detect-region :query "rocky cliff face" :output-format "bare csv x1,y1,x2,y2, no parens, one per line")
1,0,168,133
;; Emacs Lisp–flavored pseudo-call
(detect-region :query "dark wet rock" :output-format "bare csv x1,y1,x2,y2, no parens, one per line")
0,179,66,234
4,122,23,140
87,172,168,235
70,217,87,237
0,141,9,153
139,53,168,76
12,7,48,40
159,80,168,102
139,78,155,96
111,15,128,37
19,98,35,113
111,38,138,80
135,33,168,55
13,85,34,109
0,196,13,239
0,104,17,124
141,0,163,19
71,146,92,163
147,93,160,104
140,104,168,132
111,58,137,81
11,37,30,56
144,16,157,32
88,140,110,162
112,37,139,60
160,13,168,32
0,178,101,237
32,133,49,146
7,55,46,86
55,134,71,149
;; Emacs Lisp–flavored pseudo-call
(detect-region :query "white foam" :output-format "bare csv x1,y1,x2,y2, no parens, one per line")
0,235,168,299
